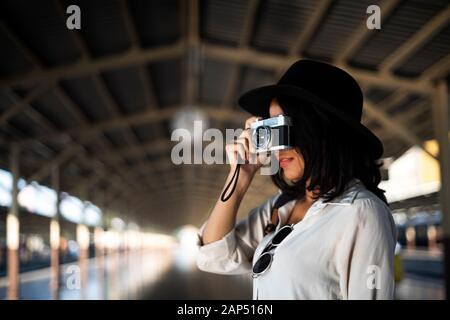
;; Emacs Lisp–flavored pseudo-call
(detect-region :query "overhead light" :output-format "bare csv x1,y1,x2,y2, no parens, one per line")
170,107,209,145
111,217,126,231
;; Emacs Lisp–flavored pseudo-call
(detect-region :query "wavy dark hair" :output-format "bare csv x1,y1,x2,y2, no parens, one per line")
271,95,387,204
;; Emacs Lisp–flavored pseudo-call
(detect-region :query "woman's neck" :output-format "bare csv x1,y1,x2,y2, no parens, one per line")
285,178,318,224
287,191,316,225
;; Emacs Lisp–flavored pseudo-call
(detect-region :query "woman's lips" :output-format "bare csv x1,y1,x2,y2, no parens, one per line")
279,157,294,168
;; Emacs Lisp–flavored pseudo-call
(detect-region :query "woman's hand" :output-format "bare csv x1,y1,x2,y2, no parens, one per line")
202,116,264,245
225,116,263,179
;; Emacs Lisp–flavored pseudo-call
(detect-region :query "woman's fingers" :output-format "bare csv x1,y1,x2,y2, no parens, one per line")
236,143,247,163
225,143,236,164
224,116,263,167
244,128,257,155
244,116,261,154
225,142,247,165
235,135,249,157
245,116,262,129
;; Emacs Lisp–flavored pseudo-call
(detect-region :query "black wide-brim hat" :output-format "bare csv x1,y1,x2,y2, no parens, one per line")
238,59,383,159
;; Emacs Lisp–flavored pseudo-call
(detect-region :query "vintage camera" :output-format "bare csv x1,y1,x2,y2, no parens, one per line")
250,115,293,153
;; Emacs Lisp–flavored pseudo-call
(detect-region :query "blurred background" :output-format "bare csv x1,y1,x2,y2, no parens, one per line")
0,0,449,300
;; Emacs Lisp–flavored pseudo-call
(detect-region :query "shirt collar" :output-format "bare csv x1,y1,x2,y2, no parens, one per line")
276,179,364,226
325,179,363,205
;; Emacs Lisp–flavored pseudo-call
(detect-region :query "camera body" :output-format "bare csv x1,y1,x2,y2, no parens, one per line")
250,115,293,153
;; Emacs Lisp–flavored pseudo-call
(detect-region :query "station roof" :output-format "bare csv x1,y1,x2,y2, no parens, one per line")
0,0,449,230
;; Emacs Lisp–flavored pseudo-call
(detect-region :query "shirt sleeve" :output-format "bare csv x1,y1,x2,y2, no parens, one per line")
336,197,397,300
196,194,278,275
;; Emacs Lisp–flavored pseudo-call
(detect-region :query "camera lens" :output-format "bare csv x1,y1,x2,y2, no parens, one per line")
252,126,271,150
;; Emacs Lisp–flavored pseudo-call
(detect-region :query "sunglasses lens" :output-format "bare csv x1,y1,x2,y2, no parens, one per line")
252,252,272,274
252,226,293,277
272,226,292,245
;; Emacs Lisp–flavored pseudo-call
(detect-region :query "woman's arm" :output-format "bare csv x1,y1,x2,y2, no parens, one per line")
196,117,280,275
201,116,262,245
201,169,254,244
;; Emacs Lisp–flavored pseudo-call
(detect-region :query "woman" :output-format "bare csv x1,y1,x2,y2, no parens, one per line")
196,60,396,300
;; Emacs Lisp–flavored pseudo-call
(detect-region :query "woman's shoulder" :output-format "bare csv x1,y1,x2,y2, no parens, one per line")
350,186,394,227
352,186,390,210
326,180,393,227
325,184,396,243
329,180,390,214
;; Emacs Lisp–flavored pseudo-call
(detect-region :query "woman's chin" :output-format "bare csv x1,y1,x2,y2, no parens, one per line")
283,171,302,182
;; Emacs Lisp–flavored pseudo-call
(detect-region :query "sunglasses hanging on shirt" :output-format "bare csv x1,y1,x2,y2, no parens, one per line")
252,224,294,278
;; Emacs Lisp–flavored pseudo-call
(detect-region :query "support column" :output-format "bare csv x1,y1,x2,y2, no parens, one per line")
406,226,416,250
100,190,109,300
77,224,89,299
77,187,89,299
431,80,450,299
50,164,61,299
94,191,106,262
94,226,104,299
6,144,20,300
94,226,104,262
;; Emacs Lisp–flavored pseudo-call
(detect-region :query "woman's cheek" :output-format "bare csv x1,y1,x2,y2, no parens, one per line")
294,161,304,180
285,159,303,181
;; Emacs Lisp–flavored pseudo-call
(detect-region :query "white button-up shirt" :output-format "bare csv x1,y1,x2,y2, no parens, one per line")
196,180,396,300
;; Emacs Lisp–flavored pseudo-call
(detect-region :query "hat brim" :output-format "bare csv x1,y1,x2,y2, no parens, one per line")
238,84,384,159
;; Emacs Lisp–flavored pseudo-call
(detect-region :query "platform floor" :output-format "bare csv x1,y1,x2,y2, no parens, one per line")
0,247,444,300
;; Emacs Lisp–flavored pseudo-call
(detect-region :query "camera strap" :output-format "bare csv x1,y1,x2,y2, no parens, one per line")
220,164,240,202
